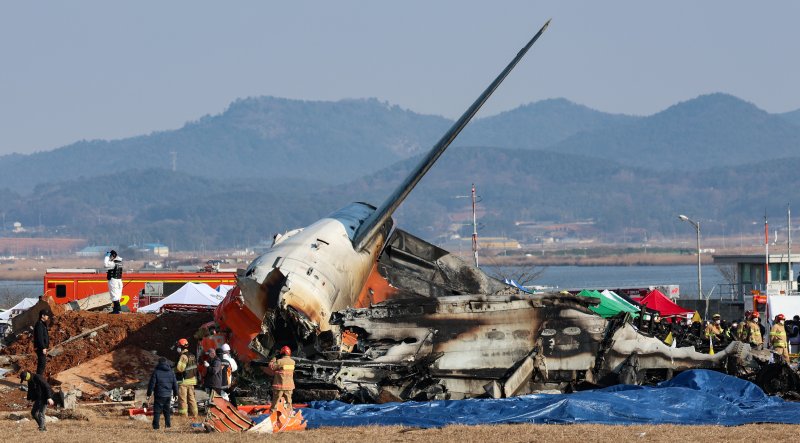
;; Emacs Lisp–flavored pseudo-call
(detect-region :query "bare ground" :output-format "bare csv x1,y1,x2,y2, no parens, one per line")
0,413,798,443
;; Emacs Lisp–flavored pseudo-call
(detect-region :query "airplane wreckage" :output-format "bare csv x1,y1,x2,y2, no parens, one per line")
213,20,794,402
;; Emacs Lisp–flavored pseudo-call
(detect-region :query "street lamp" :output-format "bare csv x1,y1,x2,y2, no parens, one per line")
678,214,704,317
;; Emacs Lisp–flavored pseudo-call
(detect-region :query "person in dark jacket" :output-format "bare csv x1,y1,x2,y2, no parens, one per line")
33,310,51,375
19,370,54,432
146,357,178,430
203,348,226,399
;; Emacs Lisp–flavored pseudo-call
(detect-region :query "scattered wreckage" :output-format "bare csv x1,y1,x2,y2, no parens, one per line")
239,230,780,402
209,19,793,403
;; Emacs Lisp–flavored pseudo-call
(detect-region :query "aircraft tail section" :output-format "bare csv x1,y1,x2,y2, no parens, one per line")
353,19,551,251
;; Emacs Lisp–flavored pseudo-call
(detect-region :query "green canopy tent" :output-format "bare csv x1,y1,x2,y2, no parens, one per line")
601,289,640,315
576,289,640,319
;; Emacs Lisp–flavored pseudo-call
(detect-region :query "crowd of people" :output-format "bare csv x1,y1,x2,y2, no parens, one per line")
143,328,296,430
20,308,296,432
642,309,800,361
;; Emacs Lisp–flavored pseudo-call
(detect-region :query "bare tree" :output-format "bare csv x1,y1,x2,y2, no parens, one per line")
716,263,736,284
482,256,547,287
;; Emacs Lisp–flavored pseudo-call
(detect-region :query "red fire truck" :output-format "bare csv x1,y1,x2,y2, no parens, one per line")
43,268,237,312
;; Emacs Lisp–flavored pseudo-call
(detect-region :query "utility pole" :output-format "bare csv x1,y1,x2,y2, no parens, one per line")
679,215,703,317
471,183,479,268
765,212,769,291
789,204,793,295
170,151,177,172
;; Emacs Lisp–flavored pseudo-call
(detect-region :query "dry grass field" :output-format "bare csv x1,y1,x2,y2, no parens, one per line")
1,413,799,443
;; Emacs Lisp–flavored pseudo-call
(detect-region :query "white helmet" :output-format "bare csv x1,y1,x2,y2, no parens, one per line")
221,343,231,353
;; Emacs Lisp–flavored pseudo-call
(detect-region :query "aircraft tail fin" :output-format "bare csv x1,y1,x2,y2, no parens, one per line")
353,19,551,250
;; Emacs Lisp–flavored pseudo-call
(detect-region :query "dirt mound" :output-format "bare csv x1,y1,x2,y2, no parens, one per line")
2,311,213,377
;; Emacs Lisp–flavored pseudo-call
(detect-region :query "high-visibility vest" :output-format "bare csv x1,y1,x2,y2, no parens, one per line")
746,321,763,345
269,356,296,390
705,323,722,338
176,352,198,385
770,324,787,348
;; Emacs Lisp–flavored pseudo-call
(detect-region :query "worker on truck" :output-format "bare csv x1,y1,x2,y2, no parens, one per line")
770,314,790,363
103,250,123,314
268,346,296,410
174,338,198,417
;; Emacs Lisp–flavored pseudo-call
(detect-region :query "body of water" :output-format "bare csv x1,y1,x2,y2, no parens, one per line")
0,265,727,309
490,265,726,299
0,280,41,309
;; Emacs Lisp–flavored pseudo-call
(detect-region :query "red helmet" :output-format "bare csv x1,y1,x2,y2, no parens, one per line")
751,311,760,319
177,338,189,347
776,314,786,321
280,346,292,356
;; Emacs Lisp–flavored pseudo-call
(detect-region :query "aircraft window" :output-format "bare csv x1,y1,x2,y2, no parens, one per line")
56,284,67,298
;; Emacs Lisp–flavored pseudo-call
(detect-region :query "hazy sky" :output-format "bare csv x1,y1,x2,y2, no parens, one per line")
1,1,799,155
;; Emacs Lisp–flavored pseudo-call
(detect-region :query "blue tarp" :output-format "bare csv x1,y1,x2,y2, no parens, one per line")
258,370,800,428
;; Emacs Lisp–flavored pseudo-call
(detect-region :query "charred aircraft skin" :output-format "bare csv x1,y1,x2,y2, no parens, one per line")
278,230,760,402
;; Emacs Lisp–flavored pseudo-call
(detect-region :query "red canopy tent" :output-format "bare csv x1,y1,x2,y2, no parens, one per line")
633,289,694,317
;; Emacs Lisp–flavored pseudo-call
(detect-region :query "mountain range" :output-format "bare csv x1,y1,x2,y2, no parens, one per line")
1,93,799,250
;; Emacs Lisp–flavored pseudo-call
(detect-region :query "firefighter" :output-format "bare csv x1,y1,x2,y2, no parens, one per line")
743,312,763,350
103,250,123,314
174,338,198,417
704,314,723,343
770,314,790,363
736,310,751,340
268,346,295,410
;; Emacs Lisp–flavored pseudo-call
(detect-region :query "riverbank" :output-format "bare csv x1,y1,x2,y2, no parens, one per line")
1,244,761,280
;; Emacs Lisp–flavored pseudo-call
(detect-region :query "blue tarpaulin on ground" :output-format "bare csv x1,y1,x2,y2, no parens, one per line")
261,370,800,428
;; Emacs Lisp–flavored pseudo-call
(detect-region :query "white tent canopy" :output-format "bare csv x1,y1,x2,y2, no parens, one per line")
215,284,235,295
139,283,225,313
0,297,39,322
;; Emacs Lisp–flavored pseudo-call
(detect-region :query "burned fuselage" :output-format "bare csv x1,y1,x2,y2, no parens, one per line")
279,229,759,402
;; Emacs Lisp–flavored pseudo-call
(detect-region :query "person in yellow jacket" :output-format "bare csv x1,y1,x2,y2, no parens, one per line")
743,312,763,350
268,346,295,410
174,338,198,417
770,314,790,363
705,314,723,340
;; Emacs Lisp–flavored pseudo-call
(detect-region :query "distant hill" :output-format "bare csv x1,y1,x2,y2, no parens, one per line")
0,97,452,192
6,145,800,250
457,98,639,149
550,94,800,171
780,108,800,127
3,92,800,250
7,93,799,193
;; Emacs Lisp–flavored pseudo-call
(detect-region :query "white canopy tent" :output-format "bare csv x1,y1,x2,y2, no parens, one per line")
215,284,235,295
0,297,39,322
139,283,225,313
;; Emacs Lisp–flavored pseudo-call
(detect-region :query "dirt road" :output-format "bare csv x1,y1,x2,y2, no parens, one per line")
0,414,798,442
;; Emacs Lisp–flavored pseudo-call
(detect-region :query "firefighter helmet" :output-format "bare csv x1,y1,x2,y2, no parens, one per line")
751,311,760,319
776,313,786,321
280,346,291,356
177,338,189,347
